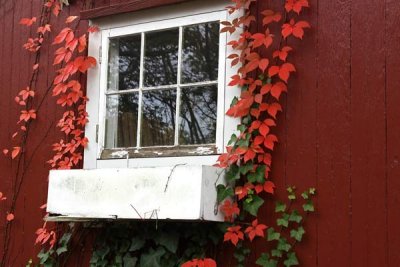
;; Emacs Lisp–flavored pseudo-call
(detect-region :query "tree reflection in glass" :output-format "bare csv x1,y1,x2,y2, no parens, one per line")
144,29,179,87
107,34,141,91
105,93,139,148
182,22,219,84
179,85,218,145
141,89,176,146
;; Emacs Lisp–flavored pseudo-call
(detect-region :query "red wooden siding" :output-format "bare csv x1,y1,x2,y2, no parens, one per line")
0,0,400,266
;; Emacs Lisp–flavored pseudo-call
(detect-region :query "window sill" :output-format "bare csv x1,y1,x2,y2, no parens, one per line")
46,165,225,222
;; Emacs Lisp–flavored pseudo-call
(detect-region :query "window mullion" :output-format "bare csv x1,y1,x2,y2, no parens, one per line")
174,26,183,146
137,32,145,148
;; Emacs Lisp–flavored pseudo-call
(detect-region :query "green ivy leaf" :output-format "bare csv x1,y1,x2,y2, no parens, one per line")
277,213,290,228
129,237,146,252
271,249,283,258
301,191,309,200
140,247,165,267
243,195,264,216
56,246,68,255
303,200,315,212
217,184,234,203
256,253,278,267
226,165,240,181
228,134,238,146
267,227,280,241
283,252,299,267
123,255,137,267
154,232,179,253
275,201,286,213
309,188,316,195
290,226,305,242
248,165,266,183
239,162,253,175
277,238,291,252
287,186,296,200
288,210,302,223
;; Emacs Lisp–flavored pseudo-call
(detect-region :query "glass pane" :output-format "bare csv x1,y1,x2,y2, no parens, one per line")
181,22,220,84
144,29,179,87
107,35,141,91
179,85,217,145
141,89,176,146
105,93,139,148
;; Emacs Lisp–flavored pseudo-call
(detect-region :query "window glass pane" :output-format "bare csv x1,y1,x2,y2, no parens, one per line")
141,89,176,146
144,29,179,87
181,22,220,84
179,85,217,145
105,93,139,148
108,35,141,91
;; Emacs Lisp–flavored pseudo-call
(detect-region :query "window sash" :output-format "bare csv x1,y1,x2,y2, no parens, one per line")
98,10,227,155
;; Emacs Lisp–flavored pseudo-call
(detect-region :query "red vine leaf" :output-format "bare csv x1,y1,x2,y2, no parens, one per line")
282,19,311,39
285,0,309,14
182,258,217,267
245,219,268,241
19,17,37,26
220,200,240,222
11,147,21,159
6,213,14,222
224,225,244,246
65,16,78,24
273,46,293,61
3,149,9,155
264,181,275,194
261,10,281,25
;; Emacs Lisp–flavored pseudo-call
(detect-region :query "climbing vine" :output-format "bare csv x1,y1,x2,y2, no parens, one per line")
0,0,315,266
182,0,314,265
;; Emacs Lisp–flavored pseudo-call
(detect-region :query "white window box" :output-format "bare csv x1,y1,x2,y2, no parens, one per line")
47,165,226,221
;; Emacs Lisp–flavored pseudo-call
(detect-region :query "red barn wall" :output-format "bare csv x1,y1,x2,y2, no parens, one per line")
0,0,400,266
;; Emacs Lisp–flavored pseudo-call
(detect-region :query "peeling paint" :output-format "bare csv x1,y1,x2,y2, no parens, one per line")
110,150,128,158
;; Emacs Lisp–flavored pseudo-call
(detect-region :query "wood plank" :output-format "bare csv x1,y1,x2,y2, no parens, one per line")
350,0,387,266
81,0,194,20
385,0,400,266
317,0,352,266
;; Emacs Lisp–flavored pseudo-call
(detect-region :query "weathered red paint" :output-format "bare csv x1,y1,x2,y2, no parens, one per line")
0,0,400,266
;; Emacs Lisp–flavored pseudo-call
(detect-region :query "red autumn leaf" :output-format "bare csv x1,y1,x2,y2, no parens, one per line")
245,219,268,241
11,147,21,159
261,10,282,25
268,63,296,83
20,109,37,122
282,19,311,39
65,16,78,24
271,82,288,100
259,58,269,72
235,183,254,200
220,200,240,222
258,153,272,166
226,91,254,118
3,149,9,155
264,134,278,150
88,25,100,33
53,27,72,45
268,102,282,118
273,46,293,61
224,225,244,246
285,0,310,14
264,181,275,194
6,213,14,221
19,17,37,26
78,35,87,53
0,192,6,201
40,203,47,209
251,29,273,49
182,258,217,267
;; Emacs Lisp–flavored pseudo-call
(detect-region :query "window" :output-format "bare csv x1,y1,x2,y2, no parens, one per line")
47,0,241,221
84,0,240,169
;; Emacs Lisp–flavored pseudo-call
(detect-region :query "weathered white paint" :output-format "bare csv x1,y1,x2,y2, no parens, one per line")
47,165,226,221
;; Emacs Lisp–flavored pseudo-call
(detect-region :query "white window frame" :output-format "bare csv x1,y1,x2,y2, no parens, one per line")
84,0,241,169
